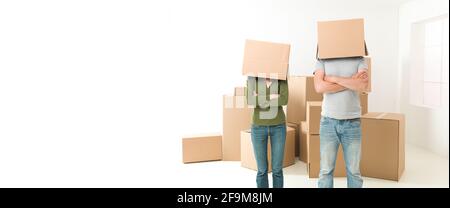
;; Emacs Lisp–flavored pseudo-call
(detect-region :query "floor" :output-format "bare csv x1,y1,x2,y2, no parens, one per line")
174,144,449,188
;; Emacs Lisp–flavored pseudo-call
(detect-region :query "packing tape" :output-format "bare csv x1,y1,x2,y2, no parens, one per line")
375,113,388,119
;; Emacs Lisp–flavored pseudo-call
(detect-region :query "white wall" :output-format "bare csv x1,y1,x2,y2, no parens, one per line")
0,0,409,186
398,0,449,158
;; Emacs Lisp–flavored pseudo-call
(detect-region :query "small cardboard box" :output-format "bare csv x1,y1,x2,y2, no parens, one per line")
182,134,222,163
360,92,368,115
242,39,291,80
317,18,368,59
240,126,296,172
299,121,308,162
287,122,300,157
306,101,322,135
361,112,405,181
223,95,253,161
307,134,346,178
287,76,323,125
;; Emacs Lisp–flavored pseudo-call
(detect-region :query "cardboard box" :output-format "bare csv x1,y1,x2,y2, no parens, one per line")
360,92,368,115
299,121,308,162
223,95,253,161
361,112,405,181
240,126,296,171
287,122,300,157
306,101,322,135
307,134,346,178
317,18,368,59
235,87,246,96
242,39,290,80
287,76,323,125
363,56,372,92
182,134,222,163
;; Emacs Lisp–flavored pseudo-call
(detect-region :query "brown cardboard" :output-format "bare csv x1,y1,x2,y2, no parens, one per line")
317,18,368,59
223,95,253,161
361,112,405,181
306,101,322,135
240,126,296,171
242,39,290,80
307,134,346,178
182,134,222,163
287,122,300,157
287,76,323,125
363,57,372,92
235,87,246,96
299,121,308,162
360,93,368,115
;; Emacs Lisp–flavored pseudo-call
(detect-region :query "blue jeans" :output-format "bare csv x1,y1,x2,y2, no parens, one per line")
318,116,363,188
251,123,286,188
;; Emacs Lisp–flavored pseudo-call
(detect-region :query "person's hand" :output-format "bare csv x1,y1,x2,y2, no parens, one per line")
253,91,258,96
270,94,279,100
352,71,368,79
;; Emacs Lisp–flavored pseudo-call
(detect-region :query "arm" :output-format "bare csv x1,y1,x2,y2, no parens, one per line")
245,77,258,106
267,80,288,107
246,78,288,108
314,69,347,94
324,70,369,92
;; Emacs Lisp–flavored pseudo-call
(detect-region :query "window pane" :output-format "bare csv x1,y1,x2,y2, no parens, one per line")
425,19,443,46
424,46,442,82
443,42,449,84
423,82,441,107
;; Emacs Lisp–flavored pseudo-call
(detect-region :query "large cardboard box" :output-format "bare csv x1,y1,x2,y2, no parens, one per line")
363,56,372,92
182,134,222,163
242,39,290,80
299,121,308,162
306,101,322,135
307,134,346,178
240,126,296,171
361,112,405,181
287,122,300,157
317,18,368,59
223,95,253,161
287,76,323,125
360,92,368,115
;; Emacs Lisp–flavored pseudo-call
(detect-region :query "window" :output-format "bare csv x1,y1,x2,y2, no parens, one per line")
410,15,449,108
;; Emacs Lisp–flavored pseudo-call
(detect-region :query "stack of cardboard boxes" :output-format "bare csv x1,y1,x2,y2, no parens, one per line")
182,18,405,182
286,76,323,163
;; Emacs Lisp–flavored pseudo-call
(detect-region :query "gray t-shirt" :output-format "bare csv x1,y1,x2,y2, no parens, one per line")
315,57,367,120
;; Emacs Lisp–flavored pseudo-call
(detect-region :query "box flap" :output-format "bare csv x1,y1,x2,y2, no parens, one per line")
362,112,405,121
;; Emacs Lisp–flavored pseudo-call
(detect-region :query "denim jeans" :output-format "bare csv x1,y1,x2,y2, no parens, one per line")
251,123,286,188
318,116,363,188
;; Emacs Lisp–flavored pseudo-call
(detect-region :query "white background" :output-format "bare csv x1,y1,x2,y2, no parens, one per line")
0,0,447,187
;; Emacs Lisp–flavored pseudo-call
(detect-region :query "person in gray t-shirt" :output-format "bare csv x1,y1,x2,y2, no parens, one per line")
313,57,369,188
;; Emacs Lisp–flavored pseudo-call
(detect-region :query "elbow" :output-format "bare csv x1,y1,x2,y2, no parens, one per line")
314,84,325,94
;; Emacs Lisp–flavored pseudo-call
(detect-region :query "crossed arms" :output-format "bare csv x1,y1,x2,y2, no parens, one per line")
313,69,369,94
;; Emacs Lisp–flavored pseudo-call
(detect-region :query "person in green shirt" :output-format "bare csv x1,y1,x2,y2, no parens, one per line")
245,77,289,188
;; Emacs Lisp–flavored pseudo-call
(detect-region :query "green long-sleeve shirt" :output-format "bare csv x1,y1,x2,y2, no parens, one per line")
245,77,288,126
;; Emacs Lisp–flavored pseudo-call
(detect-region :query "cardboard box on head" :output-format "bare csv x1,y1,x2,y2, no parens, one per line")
242,39,291,80
317,18,369,59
